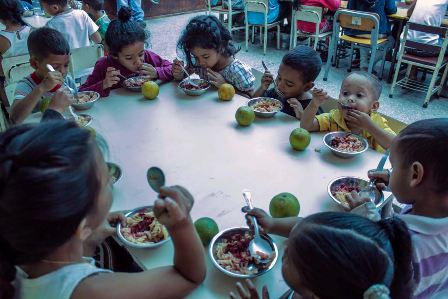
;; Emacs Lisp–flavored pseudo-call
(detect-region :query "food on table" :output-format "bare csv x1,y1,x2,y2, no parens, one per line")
218,83,235,101
330,135,365,152
75,114,91,127
250,98,282,113
269,192,300,218
121,209,168,244
235,106,255,126
332,182,360,206
142,81,159,100
289,128,311,151
124,76,150,88
181,80,209,90
75,92,97,104
194,217,219,246
107,163,120,184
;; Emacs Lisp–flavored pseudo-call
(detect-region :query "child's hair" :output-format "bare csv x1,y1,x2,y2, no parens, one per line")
282,45,322,83
396,118,448,194
82,0,103,11
0,121,101,299
105,6,148,56
40,0,68,6
27,27,70,61
344,71,382,100
0,0,26,26
177,15,239,67
289,212,413,299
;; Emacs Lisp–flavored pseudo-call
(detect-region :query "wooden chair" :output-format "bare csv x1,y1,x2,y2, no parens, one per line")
69,44,104,83
389,22,448,108
207,0,245,35
289,5,332,50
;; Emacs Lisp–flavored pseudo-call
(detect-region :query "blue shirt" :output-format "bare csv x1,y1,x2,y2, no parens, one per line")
346,0,397,36
247,0,280,24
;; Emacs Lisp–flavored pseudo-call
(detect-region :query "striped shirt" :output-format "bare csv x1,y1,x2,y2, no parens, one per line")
219,59,255,93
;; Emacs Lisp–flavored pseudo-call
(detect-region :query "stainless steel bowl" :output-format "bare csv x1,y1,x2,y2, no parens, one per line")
323,132,369,159
123,76,151,92
116,205,171,249
76,114,92,127
72,91,100,110
178,78,210,96
328,176,384,209
106,162,122,184
247,97,283,118
209,227,278,279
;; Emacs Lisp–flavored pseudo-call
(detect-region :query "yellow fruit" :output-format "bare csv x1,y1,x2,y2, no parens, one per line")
289,128,311,151
218,83,235,101
269,192,300,218
194,217,219,246
142,81,159,100
39,98,51,112
235,106,255,126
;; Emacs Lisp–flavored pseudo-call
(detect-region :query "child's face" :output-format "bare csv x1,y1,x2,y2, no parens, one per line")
81,2,93,15
338,74,379,115
40,2,64,16
276,63,313,99
31,53,70,79
190,47,220,69
115,41,145,73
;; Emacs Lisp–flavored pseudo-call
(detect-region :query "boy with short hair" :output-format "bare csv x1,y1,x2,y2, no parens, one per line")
81,0,110,39
42,0,101,49
300,71,396,152
11,27,75,124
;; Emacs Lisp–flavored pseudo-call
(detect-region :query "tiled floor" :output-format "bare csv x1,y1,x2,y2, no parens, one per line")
146,12,448,124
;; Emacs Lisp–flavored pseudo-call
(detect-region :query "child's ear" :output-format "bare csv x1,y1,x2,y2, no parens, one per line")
30,57,39,70
75,218,93,242
410,161,424,188
303,82,314,92
372,100,380,111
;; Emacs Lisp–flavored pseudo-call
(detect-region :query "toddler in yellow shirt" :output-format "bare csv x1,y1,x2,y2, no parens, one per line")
300,71,396,152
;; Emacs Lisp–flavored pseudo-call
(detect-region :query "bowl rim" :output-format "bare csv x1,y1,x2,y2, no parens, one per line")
178,78,210,91
106,162,122,184
77,113,93,127
116,205,171,248
123,76,152,90
322,132,369,156
73,91,100,105
327,176,384,208
247,97,283,114
209,226,279,279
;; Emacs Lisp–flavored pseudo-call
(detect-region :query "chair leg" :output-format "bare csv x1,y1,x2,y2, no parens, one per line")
264,25,267,55
260,27,263,44
277,25,280,50
347,44,354,73
378,47,388,81
423,67,439,108
289,21,295,50
246,23,249,52
313,35,318,50
368,47,377,74
228,13,232,35
324,35,336,81
252,26,255,43
438,65,448,96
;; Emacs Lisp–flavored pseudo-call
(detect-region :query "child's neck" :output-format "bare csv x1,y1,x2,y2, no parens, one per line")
56,5,71,15
214,55,233,72
3,21,23,32
411,193,448,218
90,10,103,21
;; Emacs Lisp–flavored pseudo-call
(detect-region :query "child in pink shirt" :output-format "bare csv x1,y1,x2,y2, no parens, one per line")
294,0,341,33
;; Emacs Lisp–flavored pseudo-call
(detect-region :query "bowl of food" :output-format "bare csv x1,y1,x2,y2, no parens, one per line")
117,206,170,249
209,227,278,278
107,162,122,184
75,114,92,127
178,78,210,96
123,76,151,91
328,176,384,209
323,132,368,158
247,97,283,118
72,91,100,110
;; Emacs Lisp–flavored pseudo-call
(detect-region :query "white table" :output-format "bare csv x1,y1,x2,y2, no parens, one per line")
85,82,383,298
23,15,51,28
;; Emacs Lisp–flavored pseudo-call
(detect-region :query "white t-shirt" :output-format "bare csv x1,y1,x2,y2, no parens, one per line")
0,26,32,58
407,0,448,45
46,9,99,49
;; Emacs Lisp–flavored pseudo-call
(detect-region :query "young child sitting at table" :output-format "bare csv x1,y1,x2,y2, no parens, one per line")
81,0,110,40
0,121,206,299
300,71,396,152
80,7,173,97
42,0,102,49
347,118,448,299
253,45,323,120
173,15,255,96
11,27,75,124
231,211,413,299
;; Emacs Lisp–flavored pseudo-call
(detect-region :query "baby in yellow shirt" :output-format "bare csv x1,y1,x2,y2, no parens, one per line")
300,71,396,152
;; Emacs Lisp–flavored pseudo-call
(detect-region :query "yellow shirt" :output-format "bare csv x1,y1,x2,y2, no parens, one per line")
315,109,396,152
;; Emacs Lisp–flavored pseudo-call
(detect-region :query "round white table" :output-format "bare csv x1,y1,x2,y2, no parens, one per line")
84,82,384,298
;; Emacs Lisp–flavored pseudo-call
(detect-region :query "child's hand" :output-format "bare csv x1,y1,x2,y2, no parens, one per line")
207,69,226,87
48,89,72,113
107,211,126,227
103,67,121,89
39,70,64,92
229,280,269,299
345,190,370,210
172,59,185,80
287,98,304,120
260,70,274,91
153,185,194,229
368,169,390,191
345,110,373,130
140,63,158,79
311,88,329,106
83,220,116,257
242,207,274,234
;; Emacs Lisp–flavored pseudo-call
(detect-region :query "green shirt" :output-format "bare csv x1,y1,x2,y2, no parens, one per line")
95,11,110,39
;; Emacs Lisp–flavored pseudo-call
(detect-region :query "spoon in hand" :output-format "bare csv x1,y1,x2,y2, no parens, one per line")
147,167,166,193
176,58,200,88
261,60,284,98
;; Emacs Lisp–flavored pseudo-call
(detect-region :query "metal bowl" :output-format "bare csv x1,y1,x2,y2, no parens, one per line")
123,76,151,91
106,162,122,184
116,205,171,249
209,227,278,279
247,97,283,118
328,176,384,209
72,91,100,110
323,132,369,159
75,114,92,127
178,78,210,96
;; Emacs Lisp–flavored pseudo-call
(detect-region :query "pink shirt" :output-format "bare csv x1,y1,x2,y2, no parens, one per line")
80,50,173,97
296,0,341,33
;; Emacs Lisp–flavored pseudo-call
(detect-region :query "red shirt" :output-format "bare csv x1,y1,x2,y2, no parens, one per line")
296,0,341,33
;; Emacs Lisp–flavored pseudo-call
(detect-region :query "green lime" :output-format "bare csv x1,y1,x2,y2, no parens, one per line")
269,192,300,218
194,217,219,246
40,98,51,113
235,106,255,126
289,128,311,151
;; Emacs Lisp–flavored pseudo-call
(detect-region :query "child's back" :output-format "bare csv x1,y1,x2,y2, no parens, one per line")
346,0,397,36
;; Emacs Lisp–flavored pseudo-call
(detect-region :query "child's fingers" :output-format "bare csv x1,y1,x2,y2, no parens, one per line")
262,285,270,299
164,197,184,222
153,198,167,218
229,292,238,299
245,279,259,298
235,282,250,299
367,170,390,184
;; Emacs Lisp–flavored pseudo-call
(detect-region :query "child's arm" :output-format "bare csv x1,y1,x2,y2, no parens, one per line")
385,0,397,15
244,207,301,238
80,61,119,97
324,0,342,12
0,36,10,55
90,31,102,44
287,98,304,120
172,59,186,81
253,70,274,98
300,88,329,132
144,51,174,81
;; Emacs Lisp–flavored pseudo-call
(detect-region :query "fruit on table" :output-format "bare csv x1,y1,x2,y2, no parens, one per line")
235,106,255,126
39,97,51,112
142,81,159,100
218,83,235,101
289,128,311,151
269,192,300,218
194,217,219,246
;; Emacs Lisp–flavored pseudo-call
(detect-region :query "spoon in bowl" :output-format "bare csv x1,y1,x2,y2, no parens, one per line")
175,58,200,88
261,60,284,99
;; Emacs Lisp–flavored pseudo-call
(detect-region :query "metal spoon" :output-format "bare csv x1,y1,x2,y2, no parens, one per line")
361,149,390,203
261,60,284,98
176,58,200,88
146,166,166,193
242,189,272,264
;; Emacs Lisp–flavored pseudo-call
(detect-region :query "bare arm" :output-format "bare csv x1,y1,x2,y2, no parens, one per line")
10,86,45,124
365,120,396,150
90,31,102,44
245,208,302,238
253,70,273,98
300,100,321,131
407,0,417,17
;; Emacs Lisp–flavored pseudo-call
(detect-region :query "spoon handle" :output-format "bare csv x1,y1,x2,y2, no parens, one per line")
242,190,261,238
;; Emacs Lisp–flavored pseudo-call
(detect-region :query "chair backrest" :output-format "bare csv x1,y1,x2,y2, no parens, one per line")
4,82,18,107
1,54,31,84
245,0,268,14
293,5,322,24
69,44,104,82
8,63,33,85
0,106,8,132
335,9,380,32
402,22,448,56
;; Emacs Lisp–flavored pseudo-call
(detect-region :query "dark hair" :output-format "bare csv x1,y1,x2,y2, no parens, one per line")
343,71,382,100
82,0,103,12
177,15,239,67
40,0,68,6
105,7,148,56
396,118,448,194
282,45,322,83
27,27,70,61
289,212,413,299
0,121,101,299
0,0,26,26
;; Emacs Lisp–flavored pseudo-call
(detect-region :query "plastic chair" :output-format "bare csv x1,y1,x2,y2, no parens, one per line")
323,9,391,81
389,22,448,108
69,44,104,83
289,5,332,50
4,82,18,107
1,54,31,84
244,0,281,55
207,0,245,35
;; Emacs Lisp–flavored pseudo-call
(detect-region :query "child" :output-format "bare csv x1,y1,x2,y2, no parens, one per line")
0,121,206,299
231,211,413,299
42,0,102,49
300,71,396,152
174,15,255,96
11,27,75,124
81,0,110,40
80,7,173,97
293,0,340,34
347,118,448,299
253,45,323,120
